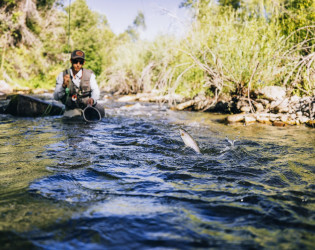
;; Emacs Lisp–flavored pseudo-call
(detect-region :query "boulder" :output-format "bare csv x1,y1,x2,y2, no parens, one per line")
271,98,289,113
256,115,271,124
258,86,286,101
244,115,256,125
273,120,286,127
226,114,244,123
174,100,195,111
299,116,309,124
116,95,137,102
240,106,251,112
254,102,264,112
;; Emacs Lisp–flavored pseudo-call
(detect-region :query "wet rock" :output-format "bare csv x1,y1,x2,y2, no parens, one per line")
117,95,137,102
285,119,296,126
273,120,286,127
226,114,244,123
256,114,272,124
174,100,195,111
258,86,286,101
306,120,315,127
244,115,256,125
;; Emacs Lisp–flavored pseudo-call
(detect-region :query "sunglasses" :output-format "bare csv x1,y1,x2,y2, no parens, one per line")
72,59,84,65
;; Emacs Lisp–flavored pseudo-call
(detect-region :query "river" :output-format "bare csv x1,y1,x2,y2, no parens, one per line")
0,97,314,249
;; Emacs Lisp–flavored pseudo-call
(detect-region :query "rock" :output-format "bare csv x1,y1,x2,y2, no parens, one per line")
290,95,300,103
306,120,315,127
273,120,286,127
258,86,286,101
256,114,272,124
256,98,270,107
280,115,288,122
0,80,13,94
226,114,244,123
285,119,296,126
271,98,289,113
32,88,48,94
117,95,137,102
244,115,256,125
269,113,278,122
174,100,195,111
240,106,251,112
296,111,303,117
236,99,248,111
254,102,264,112
299,116,309,124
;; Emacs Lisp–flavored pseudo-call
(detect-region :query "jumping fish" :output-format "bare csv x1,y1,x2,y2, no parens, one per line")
179,128,201,154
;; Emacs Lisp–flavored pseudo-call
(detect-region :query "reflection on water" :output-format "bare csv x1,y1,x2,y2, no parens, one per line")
0,99,314,249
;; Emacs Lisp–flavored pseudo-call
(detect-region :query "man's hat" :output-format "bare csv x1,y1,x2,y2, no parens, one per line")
71,50,85,60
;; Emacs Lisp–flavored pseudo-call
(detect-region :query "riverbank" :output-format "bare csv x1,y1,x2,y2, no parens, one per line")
113,86,314,128
1,80,314,128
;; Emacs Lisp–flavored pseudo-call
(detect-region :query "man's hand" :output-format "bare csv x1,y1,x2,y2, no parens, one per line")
87,98,94,106
62,74,70,88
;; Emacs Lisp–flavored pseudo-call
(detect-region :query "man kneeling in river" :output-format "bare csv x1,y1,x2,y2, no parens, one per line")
54,50,104,119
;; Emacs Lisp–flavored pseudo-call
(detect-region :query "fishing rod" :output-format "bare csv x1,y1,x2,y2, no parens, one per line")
65,0,71,97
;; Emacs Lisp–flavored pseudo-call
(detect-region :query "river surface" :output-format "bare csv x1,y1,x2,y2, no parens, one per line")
0,97,314,249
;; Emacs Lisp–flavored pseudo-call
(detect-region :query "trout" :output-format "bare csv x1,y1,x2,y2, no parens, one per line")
179,128,201,154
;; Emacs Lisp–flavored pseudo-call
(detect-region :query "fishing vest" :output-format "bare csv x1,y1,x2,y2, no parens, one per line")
62,68,93,109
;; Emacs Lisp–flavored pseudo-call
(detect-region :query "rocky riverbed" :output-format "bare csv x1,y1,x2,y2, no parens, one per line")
114,86,314,128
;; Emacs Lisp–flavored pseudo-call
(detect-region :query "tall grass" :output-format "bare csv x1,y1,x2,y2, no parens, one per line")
100,3,314,98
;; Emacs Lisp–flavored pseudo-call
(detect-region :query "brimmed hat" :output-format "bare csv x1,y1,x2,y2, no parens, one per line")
71,50,85,60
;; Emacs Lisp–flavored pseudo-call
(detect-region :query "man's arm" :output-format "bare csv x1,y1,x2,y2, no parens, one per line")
89,73,100,104
53,72,66,101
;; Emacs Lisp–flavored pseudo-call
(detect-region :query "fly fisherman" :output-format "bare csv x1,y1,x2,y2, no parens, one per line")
54,50,104,119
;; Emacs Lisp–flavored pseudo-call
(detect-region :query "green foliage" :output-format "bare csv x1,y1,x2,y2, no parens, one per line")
279,0,315,45
26,17,41,35
0,0,314,98
65,0,115,75
218,0,240,9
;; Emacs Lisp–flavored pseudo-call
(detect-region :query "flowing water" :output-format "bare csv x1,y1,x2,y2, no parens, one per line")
0,97,314,249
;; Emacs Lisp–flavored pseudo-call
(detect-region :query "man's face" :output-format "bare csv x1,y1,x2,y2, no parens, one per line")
71,59,84,72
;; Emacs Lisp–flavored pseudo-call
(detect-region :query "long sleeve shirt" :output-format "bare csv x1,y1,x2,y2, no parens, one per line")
53,68,100,104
